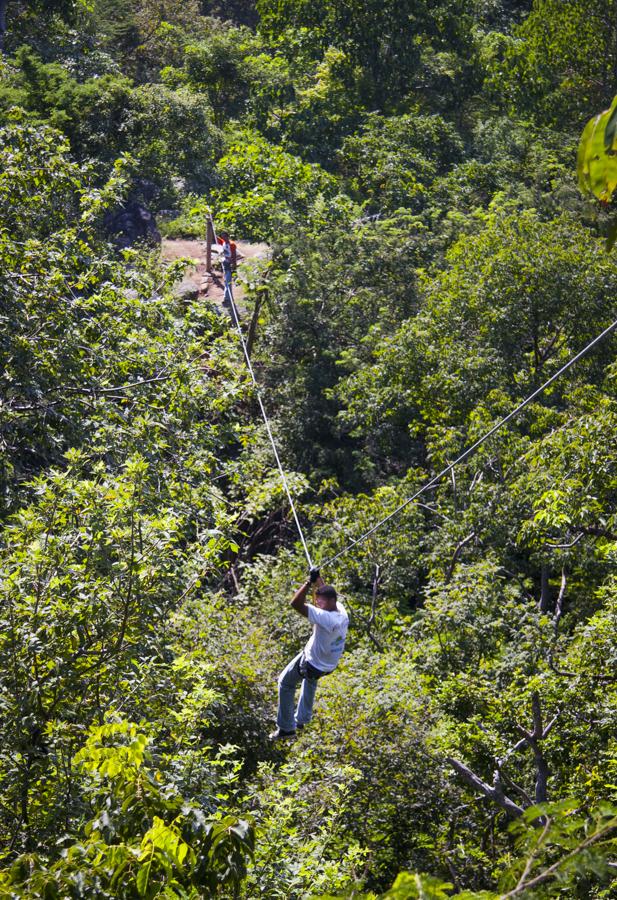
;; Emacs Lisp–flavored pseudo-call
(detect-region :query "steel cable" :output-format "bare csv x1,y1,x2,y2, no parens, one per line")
209,215,617,572
320,315,617,567
210,216,313,568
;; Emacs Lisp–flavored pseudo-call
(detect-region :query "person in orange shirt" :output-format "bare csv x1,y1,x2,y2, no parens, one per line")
217,231,237,291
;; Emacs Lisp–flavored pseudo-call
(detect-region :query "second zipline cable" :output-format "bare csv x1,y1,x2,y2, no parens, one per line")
321,314,617,567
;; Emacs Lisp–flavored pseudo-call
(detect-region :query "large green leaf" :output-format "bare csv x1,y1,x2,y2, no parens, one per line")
577,94,617,201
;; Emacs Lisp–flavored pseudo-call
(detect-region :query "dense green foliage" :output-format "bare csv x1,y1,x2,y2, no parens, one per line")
2,0,617,897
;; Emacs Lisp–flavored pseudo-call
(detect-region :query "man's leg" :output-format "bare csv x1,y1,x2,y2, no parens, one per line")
296,674,318,727
276,652,303,733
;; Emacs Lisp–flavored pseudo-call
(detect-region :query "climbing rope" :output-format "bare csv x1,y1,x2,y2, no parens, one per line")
209,216,313,569
321,315,617,567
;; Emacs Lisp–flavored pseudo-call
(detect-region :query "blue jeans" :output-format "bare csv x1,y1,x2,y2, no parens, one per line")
277,652,318,732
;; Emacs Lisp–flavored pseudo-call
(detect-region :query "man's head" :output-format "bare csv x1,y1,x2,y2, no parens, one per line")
219,230,230,241
315,584,337,610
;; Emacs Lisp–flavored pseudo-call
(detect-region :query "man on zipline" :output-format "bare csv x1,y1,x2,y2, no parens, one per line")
270,569,349,740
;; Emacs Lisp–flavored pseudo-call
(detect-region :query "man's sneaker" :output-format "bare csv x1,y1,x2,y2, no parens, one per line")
269,728,296,740
295,722,305,731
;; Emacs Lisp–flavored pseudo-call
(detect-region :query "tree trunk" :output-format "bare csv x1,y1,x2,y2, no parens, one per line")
0,0,8,54
539,564,551,612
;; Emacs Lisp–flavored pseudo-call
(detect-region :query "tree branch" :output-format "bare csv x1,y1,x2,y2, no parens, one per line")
514,692,551,804
447,757,524,818
445,532,475,583
546,532,584,550
553,568,567,639
501,818,617,898
366,563,384,652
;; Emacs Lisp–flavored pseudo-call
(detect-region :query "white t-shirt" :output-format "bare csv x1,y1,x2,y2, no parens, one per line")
304,602,349,673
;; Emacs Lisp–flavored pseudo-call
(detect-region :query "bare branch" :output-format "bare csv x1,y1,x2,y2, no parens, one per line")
578,524,617,541
445,532,475,583
513,817,552,894
514,692,550,805
355,564,384,652
548,656,617,682
499,771,533,808
416,501,452,522
501,819,617,898
447,757,524,818
531,692,544,739
542,714,559,740
469,470,484,493
553,568,567,639
546,532,584,550
543,569,617,682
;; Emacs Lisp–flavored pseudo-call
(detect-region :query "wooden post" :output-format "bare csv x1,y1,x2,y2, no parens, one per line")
206,218,213,273
246,289,266,359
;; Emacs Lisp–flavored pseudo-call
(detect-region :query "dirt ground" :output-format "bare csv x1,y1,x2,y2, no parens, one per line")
161,238,270,311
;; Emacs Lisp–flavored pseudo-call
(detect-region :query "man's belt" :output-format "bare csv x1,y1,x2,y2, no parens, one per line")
298,654,329,680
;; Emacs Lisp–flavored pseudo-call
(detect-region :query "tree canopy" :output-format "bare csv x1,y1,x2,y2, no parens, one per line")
2,1,617,897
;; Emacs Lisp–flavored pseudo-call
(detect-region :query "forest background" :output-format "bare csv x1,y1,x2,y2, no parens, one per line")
2,0,617,897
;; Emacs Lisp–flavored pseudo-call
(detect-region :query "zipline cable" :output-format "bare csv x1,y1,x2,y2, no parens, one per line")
321,314,617,567
209,215,313,568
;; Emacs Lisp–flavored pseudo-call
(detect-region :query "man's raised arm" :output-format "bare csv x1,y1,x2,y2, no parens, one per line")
290,568,322,617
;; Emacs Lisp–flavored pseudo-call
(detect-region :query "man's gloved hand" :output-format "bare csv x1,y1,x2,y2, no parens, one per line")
308,567,320,584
